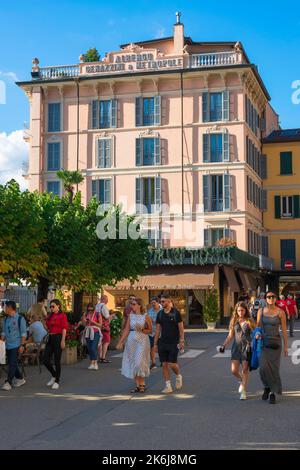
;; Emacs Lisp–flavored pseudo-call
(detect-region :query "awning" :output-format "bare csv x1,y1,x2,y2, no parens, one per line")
106,265,215,290
247,274,258,290
223,266,240,292
239,271,250,290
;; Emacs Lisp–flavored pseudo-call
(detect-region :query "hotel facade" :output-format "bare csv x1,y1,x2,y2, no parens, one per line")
18,17,280,324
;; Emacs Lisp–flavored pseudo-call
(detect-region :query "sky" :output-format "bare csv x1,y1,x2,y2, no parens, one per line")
0,0,299,188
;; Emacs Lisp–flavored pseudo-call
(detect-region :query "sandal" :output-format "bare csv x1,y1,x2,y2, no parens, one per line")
102,358,111,364
130,386,141,394
139,385,146,393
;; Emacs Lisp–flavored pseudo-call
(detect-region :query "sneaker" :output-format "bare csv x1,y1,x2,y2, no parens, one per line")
13,378,26,388
240,390,247,400
175,374,183,390
262,387,271,401
47,377,56,387
150,363,157,370
269,393,276,404
162,382,173,394
51,382,60,390
88,364,95,370
2,381,12,391
238,382,243,394
93,364,99,370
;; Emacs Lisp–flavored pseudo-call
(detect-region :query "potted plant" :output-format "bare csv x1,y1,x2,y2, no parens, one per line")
109,311,123,350
62,324,79,365
203,289,220,330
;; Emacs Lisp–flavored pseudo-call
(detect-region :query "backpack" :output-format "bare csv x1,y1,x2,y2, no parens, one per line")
4,315,23,337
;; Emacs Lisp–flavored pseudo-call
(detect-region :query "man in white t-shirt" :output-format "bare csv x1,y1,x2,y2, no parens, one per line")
96,295,111,363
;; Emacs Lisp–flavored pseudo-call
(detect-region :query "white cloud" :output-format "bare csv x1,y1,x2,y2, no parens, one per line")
0,71,20,82
0,130,29,191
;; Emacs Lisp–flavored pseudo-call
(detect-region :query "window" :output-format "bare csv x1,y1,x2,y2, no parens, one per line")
136,177,161,214
203,133,229,163
47,142,61,171
245,96,259,136
91,99,117,129
136,138,160,166
48,103,61,132
136,96,161,127
281,239,296,270
92,179,111,206
202,91,229,122
204,228,235,247
280,152,293,175
97,139,111,168
144,229,162,248
47,181,60,196
203,174,231,212
281,196,293,218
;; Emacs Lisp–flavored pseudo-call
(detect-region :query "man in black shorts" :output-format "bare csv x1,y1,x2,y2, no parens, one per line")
153,295,184,394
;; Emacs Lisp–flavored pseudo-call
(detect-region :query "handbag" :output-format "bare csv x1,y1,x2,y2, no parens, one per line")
0,340,6,365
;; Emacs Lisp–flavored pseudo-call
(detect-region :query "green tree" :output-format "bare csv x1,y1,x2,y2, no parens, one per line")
0,180,47,285
203,289,220,324
56,170,84,204
82,48,100,62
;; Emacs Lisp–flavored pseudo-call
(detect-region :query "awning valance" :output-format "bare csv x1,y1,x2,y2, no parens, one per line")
223,266,240,292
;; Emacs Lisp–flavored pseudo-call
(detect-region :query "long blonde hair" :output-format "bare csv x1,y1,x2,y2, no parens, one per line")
229,301,255,332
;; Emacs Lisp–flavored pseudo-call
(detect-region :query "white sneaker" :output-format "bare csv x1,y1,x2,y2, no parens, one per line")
47,377,56,387
162,382,173,394
88,364,95,370
240,390,247,400
51,382,59,390
238,382,243,393
13,378,26,388
93,364,99,370
2,381,12,391
175,374,183,390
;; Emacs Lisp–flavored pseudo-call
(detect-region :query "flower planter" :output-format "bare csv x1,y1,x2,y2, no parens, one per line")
206,321,217,330
61,345,78,365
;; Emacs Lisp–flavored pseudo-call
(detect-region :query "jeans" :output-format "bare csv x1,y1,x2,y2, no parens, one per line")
43,334,62,383
86,332,100,361
7,347,23,385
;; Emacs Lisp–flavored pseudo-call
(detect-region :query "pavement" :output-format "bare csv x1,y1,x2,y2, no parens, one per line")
1,325,300,450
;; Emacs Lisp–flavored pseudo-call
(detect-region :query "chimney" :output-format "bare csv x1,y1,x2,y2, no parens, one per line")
173,12,184,54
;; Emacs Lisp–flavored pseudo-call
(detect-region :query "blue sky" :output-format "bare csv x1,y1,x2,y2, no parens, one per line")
0,0,299,135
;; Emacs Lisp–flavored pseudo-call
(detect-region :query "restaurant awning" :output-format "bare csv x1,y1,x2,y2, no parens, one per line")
239,271,250,290
223,266,240,292
106,265,215,290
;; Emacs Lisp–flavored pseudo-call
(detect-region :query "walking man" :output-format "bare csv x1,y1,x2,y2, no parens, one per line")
286,294,298,337
1,301,27,391
153,295,184,394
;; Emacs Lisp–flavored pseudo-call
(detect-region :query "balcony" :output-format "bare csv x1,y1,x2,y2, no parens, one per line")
191,51,244,68
37,65,80,80
149,246,259,271
259,255,274,271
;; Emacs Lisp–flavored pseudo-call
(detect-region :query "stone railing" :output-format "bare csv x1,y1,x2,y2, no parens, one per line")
191,51,243,68
38,65,80,79
259,255,274,271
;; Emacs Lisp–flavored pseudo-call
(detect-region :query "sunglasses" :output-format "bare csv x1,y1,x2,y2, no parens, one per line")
266,295,276,299
131,302,138,306
50,305,57,309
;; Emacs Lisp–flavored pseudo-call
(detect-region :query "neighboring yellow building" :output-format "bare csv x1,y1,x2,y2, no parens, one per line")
263,129,300,294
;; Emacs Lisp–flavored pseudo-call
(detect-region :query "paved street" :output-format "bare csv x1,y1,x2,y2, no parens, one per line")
1,326,300,450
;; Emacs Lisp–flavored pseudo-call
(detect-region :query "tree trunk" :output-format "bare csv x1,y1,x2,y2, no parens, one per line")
73,291,83,321
37,276,49,301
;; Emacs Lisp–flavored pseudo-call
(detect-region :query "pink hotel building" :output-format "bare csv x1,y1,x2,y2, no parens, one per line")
18,16,280,324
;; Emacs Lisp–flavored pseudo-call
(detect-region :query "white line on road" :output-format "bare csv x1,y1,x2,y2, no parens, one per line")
112,349,205,359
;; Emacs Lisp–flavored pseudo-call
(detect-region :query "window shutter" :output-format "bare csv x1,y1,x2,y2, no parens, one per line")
261,189,267,212
154,137,161,165
204,228,210,247
203,175,210,212
202,92,209,122
154,95,161,126
97,140,105,168
104,180,111,205
155,176,161,212
105,139,111,168
224,228,230,239
280,152,293,175
136,138,143,166
92,180,98,199
136,178,142,213
136,97,143,127
92,100,98,129
111,99,117,128
223,132,230,162
223,173,231,211
203,134,210,162
293,195,300,218
260,154,267,179
222,91,230,121
262,236,269,257
274,195,281,219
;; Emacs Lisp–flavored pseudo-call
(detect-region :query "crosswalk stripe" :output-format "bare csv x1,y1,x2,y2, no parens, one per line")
111,349,205,359
213,350,231,358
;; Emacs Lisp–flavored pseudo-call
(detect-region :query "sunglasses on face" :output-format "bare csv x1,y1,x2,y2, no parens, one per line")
266,295,276,299
131,302,138,306
50,305,56,309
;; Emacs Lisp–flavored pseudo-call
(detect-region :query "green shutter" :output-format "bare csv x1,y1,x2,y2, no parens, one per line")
280,152,292,175
293,195,300,218
274,195,281,219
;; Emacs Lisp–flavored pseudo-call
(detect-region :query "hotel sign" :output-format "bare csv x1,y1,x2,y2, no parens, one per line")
83,51,183,75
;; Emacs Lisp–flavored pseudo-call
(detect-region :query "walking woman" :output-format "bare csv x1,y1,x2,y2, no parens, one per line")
44,299,68,390
81,303,102,370
257,292,288,404
219,302,255,400
116,298,152,393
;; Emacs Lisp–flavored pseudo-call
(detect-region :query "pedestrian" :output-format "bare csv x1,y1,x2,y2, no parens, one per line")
147,297,162,369
81,303,102,370
122,295,136,330
28,313,48,344
1,301,27,391
218,301,255,400
257,292,288,404
276,294,289,321
116,298,152,393
285,294,298,337
153,294,184,394
96,295,112,364
27,296,48,326
43,299,68,390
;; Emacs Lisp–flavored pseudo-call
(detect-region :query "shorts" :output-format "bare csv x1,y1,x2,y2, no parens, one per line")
101,331,111,344
158,341,179,364
149,336,155,349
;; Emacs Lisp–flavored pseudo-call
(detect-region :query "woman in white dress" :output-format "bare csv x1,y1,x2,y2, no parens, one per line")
116,298,152,393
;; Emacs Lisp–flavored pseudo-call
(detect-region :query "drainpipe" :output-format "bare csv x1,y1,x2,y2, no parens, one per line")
180,71,184,215
75,78,80,191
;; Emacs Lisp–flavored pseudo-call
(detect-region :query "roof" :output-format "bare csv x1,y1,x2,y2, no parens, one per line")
263,129,300,144
120,36,193,48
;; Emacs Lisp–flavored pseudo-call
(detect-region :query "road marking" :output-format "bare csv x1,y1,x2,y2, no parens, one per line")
112,349,205,359
213,350,231,358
